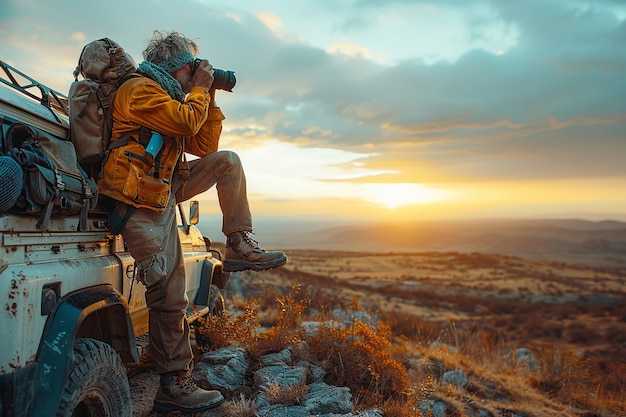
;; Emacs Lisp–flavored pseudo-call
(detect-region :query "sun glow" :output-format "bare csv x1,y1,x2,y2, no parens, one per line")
360,183,447,209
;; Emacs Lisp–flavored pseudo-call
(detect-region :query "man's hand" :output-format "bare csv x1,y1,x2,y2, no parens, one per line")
191,59,215,91
192,59,218,106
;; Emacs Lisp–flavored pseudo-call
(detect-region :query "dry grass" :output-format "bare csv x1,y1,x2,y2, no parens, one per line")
306,298,410,407
256,281,309,353
194,250,626,416
194,299,260,351
219,393,257,417
262,381,309,406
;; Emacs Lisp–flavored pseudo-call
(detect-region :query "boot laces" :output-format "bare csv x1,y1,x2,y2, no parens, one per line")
176,372,199,395
241,231,263,252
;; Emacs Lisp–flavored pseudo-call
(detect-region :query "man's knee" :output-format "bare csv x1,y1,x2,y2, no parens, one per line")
215,150,241,168
197,150,243,176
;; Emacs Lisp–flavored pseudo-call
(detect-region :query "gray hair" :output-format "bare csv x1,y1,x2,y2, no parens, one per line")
142,30,199,64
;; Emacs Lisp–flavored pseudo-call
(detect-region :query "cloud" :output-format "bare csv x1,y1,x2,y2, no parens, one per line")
2,0,624,196
326,42,377,61
71,32,86,41
223,0,626,184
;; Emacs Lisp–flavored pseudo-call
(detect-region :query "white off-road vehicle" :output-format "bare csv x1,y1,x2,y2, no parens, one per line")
0,61,225,417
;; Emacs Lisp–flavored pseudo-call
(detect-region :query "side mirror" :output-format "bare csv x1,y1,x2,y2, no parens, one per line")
189,200,199,225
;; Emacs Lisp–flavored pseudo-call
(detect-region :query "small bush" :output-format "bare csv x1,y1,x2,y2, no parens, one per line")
604,324,626,344
258,281,310,353
307,301,410,406
565,322,602,344
528,345,590,398
382,311,439,343
195,299,260,351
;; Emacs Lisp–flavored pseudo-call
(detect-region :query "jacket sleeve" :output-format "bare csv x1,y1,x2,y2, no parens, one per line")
123,82,211,137
184,107,226,157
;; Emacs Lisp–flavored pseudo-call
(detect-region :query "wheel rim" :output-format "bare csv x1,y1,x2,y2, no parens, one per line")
72,389,111,417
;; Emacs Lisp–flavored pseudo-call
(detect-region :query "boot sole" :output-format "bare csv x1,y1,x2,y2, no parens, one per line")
153,395,225,413
223,255,288,272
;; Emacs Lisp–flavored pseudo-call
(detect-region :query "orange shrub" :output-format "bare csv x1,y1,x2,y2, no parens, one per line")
306,317,409,406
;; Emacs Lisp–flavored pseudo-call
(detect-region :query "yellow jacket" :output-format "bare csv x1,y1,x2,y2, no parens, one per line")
97,75,225,212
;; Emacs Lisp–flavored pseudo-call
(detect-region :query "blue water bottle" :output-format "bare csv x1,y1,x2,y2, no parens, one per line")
145,132,164,159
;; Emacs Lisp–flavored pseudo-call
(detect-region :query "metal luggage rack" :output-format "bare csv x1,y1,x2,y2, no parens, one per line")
0,59,69,122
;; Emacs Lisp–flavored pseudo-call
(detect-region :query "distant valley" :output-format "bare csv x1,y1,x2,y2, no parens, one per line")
216,218,626,268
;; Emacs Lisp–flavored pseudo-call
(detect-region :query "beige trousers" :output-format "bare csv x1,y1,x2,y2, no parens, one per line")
118,150,252,373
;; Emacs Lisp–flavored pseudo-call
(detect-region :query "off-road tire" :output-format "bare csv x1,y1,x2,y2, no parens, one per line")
56,338,131,417
208,283,225,315
192,285,226,349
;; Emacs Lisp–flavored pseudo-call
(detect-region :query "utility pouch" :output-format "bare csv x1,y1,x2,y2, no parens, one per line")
137,176,169,209
114,139,169,210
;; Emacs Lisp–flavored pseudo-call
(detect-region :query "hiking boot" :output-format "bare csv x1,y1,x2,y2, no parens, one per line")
153,371,225,413
223,231,287,272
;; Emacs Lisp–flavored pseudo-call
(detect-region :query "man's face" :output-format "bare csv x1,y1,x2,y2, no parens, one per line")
171,63,194,93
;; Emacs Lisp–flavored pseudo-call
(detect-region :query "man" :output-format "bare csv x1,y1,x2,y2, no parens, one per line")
97,30,287,413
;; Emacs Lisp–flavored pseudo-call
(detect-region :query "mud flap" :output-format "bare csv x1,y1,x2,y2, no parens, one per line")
193,259,215,308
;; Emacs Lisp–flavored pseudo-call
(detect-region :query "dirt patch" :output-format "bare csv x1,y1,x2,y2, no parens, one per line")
130,369,159,417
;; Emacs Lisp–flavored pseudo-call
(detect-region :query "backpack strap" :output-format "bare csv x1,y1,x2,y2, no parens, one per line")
118,72,141,87
107,202,136,235
76,162,95,232
97,133,132,181
73,43,89,81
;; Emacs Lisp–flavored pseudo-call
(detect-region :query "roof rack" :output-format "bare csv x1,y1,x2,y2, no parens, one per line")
0,59,69,122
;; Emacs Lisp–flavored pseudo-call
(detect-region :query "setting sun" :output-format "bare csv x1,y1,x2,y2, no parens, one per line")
359,183,448,209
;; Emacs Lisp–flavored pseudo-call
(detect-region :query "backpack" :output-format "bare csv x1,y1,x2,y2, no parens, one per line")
68,38,138,166
6,123,98,231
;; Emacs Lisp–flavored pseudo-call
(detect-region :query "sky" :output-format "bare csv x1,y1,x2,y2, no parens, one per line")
1,0,626,231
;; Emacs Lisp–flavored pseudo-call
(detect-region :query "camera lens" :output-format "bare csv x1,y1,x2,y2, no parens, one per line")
211,68,236,92
191,59,236,92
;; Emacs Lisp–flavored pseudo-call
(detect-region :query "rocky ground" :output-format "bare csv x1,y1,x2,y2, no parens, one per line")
129,249,626,416
129,336,382,417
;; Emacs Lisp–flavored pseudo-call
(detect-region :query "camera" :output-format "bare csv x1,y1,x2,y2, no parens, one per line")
191,58,236,92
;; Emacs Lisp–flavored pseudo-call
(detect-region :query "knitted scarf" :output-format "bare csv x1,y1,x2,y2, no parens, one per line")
137,60,185,102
